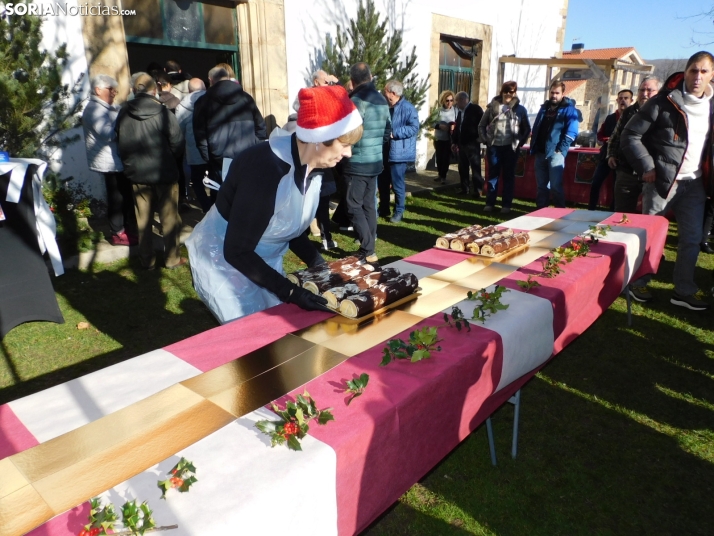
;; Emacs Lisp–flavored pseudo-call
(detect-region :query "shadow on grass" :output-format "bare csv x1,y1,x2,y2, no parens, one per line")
369,303,714,535
0,257,217,404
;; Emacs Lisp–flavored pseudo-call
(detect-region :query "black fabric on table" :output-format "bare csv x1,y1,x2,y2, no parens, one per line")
0,165,64,338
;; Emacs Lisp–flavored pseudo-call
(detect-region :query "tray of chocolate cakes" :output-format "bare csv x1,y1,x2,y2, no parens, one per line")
287,256,420,322
435,224,530,259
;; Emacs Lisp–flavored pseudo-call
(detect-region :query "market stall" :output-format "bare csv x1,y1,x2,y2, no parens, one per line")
0,208,668,536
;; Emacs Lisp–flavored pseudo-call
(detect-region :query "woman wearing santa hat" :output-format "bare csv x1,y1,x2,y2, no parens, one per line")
186,85,364,323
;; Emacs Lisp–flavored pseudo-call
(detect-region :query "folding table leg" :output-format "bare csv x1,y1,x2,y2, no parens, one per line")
626,288,632,326
486,417,497,466
510,389,521,459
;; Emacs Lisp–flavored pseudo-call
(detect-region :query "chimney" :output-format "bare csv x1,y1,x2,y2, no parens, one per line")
571,43,585,54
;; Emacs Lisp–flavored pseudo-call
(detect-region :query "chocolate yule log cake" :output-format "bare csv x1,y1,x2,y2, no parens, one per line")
435,224,483,249
449,227,514,251
321,267,402,307
287,256,377,286
479,232,530,257
339,273,419,318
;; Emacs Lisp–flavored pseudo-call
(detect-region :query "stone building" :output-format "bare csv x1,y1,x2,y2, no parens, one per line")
34,0,570,202
560,45,653,131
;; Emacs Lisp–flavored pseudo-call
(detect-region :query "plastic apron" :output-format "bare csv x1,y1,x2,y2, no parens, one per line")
186,134,322,324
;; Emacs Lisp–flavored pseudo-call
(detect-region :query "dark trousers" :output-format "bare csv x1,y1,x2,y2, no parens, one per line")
458,143,484,193
103,171,136,236
703,199,713,245
316,195,333,241
344,173,377,256
613,170,642,213
378,161,407,216
485,145,517,209
189,164,213,213
588,158,616,210
434,140,451,179
207,156,223,203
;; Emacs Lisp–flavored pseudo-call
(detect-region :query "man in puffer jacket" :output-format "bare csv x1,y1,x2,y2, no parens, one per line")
379,79,418,223
82,74,137,246
193,65,267,189
621,51,714,311
530,81,580,208
342,62,391,261
116,73,185,270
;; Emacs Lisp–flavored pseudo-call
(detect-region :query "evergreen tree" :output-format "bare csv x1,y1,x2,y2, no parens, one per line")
321,0,431,128
0,7,83,158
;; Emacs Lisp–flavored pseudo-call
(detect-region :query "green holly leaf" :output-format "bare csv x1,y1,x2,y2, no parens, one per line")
157,478,172,499
358,373,369,387
287,434,302,451
255,419,280,435
380,348,393,366
346,392,362,405
411,349,429,362
295,409,305,426
178,475,198,493
317,409,335,425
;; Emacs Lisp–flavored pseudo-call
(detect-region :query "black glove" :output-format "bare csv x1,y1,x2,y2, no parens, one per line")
287,286,333,313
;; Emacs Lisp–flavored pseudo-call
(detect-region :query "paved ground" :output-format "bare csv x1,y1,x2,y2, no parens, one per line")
67,164,471,269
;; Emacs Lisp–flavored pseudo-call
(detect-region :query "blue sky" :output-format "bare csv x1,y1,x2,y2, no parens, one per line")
564,0,714,60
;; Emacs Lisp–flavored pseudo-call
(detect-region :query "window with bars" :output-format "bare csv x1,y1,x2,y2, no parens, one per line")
438,37,476,96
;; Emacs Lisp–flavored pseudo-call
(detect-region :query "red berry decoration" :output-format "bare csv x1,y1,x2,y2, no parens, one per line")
283,421,300,436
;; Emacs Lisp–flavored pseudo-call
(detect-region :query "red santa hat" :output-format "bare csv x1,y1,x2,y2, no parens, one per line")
296,85,363,143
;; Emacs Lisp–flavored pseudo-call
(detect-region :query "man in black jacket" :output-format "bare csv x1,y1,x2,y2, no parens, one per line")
621,51,714,311
607,76,661,213
193,65,267,192
116,73,186,269
451,91,484,196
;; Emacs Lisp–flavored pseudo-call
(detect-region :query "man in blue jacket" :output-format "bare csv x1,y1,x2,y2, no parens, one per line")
343,63,391,261
530,81,579,208
378,79,419,223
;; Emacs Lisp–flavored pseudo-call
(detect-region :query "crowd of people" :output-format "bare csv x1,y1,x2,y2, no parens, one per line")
81,50,714,316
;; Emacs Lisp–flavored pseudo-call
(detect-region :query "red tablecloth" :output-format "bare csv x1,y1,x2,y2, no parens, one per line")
2,209,669,536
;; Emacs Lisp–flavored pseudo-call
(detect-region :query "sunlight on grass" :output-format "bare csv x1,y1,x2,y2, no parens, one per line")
399,483,499,536
655,384,714,412
539,373,714,464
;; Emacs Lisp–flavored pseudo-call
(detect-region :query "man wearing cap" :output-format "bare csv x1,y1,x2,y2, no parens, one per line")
342,62,391,262
186,85,364,323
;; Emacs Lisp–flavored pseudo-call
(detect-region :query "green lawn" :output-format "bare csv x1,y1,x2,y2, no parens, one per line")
2,189,713,535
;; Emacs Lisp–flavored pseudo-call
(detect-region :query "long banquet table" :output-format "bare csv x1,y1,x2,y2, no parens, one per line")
0,208,668,536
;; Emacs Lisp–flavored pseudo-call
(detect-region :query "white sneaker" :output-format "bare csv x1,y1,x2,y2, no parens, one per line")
322,239,338,251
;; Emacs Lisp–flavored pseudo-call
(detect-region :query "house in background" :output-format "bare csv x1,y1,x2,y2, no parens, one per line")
559,45,654,130
33,0,570,204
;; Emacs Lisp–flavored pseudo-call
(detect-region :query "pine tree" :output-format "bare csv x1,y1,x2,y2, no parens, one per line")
321,0,430,126
0,7,83,158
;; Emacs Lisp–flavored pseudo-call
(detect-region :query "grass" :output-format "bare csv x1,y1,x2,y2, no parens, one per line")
2,189,713,535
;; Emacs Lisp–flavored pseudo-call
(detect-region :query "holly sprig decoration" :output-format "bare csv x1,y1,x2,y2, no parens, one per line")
552,238,590,262
255,391,334,451
158,457,197,499
517,275,542,293
443,306,471,332
380,326,442,366
344,373,369,405
121,500,156,536
81,497,118,536
540,254,564,278
466,286,510,323
586,224,612,238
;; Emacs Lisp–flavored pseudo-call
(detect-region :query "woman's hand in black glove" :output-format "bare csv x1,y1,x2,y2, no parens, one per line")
288,286,333,312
